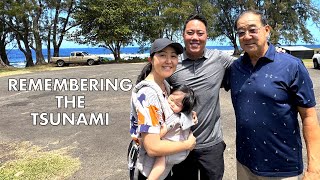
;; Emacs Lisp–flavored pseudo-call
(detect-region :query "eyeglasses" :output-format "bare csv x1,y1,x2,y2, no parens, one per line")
236,26,265,38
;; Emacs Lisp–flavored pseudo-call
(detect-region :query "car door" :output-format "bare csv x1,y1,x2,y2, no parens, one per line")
74,52,84,63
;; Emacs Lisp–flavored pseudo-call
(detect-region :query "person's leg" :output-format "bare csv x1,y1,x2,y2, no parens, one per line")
167,150,198,180
197,141,226,180
237,161,299,180
148,156,166,180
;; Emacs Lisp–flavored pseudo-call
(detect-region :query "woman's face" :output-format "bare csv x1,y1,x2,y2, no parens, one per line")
151,46,179,79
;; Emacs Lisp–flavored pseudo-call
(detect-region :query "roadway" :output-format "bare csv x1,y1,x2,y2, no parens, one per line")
0,63,319,179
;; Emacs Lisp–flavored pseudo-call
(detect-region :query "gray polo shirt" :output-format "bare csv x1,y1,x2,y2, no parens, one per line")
168,48,235,149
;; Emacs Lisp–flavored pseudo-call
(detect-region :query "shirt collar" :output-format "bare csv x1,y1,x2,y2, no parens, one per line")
182,48,208,61
242,43,276,64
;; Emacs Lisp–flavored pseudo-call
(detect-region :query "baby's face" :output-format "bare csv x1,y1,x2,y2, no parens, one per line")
168,90,185,113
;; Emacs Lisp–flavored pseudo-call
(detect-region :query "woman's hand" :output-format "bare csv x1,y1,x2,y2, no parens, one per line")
185,131,196,151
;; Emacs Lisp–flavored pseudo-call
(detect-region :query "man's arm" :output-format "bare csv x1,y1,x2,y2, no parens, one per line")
298,106,320,179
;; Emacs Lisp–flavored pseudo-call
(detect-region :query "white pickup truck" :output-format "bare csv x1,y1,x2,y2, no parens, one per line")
312,53,320,69
51,51,102,67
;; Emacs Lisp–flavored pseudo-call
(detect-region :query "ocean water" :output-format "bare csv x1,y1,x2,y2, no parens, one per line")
5,45,320,68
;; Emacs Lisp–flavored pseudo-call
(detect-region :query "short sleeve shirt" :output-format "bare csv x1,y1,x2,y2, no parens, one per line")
135,86,164,134
226,43,316,177
168,48,235,149
130,81,171,139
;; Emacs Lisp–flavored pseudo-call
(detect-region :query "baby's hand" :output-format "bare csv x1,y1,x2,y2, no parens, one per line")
159,123,168,138
192,111,198,125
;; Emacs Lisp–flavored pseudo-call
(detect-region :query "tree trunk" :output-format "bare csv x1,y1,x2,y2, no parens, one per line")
52,0,76,57
25,51,34,67
0,42,10,65
33,1,46,65
231,39,241,55
47,25,52,63
33,28,46,65
115,44,121,62
0,57,9,68
232,44,241,55
17,34,34,67
53,46,59,57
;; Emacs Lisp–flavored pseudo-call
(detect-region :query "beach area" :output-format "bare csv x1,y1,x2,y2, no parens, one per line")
5,44,320,68
0,45,273,68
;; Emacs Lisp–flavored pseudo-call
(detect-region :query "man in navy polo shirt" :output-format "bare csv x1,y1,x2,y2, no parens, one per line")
224,10,320,179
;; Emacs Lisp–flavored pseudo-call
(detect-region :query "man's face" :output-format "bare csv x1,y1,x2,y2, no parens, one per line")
236,13,270,56
183,20,208,60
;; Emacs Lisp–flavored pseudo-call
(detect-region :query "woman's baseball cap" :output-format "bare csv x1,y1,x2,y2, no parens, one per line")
150,38,183,56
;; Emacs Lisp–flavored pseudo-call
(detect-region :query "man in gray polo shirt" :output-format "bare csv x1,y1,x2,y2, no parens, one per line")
167,14,235,180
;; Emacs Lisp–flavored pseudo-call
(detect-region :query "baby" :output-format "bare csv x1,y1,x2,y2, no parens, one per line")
148,84,197,180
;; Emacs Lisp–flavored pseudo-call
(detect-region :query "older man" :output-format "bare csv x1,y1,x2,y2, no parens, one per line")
224,10,320,180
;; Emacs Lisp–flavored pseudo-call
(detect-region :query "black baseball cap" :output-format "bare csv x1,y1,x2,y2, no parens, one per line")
150,38,183,56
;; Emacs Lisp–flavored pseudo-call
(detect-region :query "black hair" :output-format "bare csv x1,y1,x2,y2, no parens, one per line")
234,10,268,30
136,62,152,84
171,85,196,114
183,14,208,32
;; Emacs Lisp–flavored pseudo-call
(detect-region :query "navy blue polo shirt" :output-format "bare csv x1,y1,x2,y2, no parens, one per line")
226,44,316,177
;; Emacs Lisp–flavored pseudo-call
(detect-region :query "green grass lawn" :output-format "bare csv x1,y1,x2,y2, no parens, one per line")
0,141,81,180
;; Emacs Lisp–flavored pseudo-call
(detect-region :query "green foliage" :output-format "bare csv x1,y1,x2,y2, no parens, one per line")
262,0,320,44
73,0,146,60
209,0,320,46
1,0,320,65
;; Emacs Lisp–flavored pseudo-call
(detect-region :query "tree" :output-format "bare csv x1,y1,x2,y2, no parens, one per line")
134,0,195,46
49,0,78,57
3,0,35,67
209,0,242,55
29,0,46,65
0,14,12,66
73,0,147,62
208,0,320,55
1,0,45,67
0,1,16,66
262,0,320,45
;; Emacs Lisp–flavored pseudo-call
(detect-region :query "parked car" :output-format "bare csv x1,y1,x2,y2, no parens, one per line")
50,51,102,67
312,53,320,69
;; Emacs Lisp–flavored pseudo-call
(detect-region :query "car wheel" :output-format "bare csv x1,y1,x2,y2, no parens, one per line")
57,60,65,67
87,59,95,66
313,59,320,69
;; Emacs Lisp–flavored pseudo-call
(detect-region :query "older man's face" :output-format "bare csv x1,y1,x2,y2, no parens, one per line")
236,13,270,56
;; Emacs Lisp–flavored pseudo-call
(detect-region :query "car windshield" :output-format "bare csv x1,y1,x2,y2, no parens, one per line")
82,52,90,55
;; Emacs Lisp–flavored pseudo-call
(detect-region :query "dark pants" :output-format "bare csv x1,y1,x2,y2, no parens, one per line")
166,141,226,180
